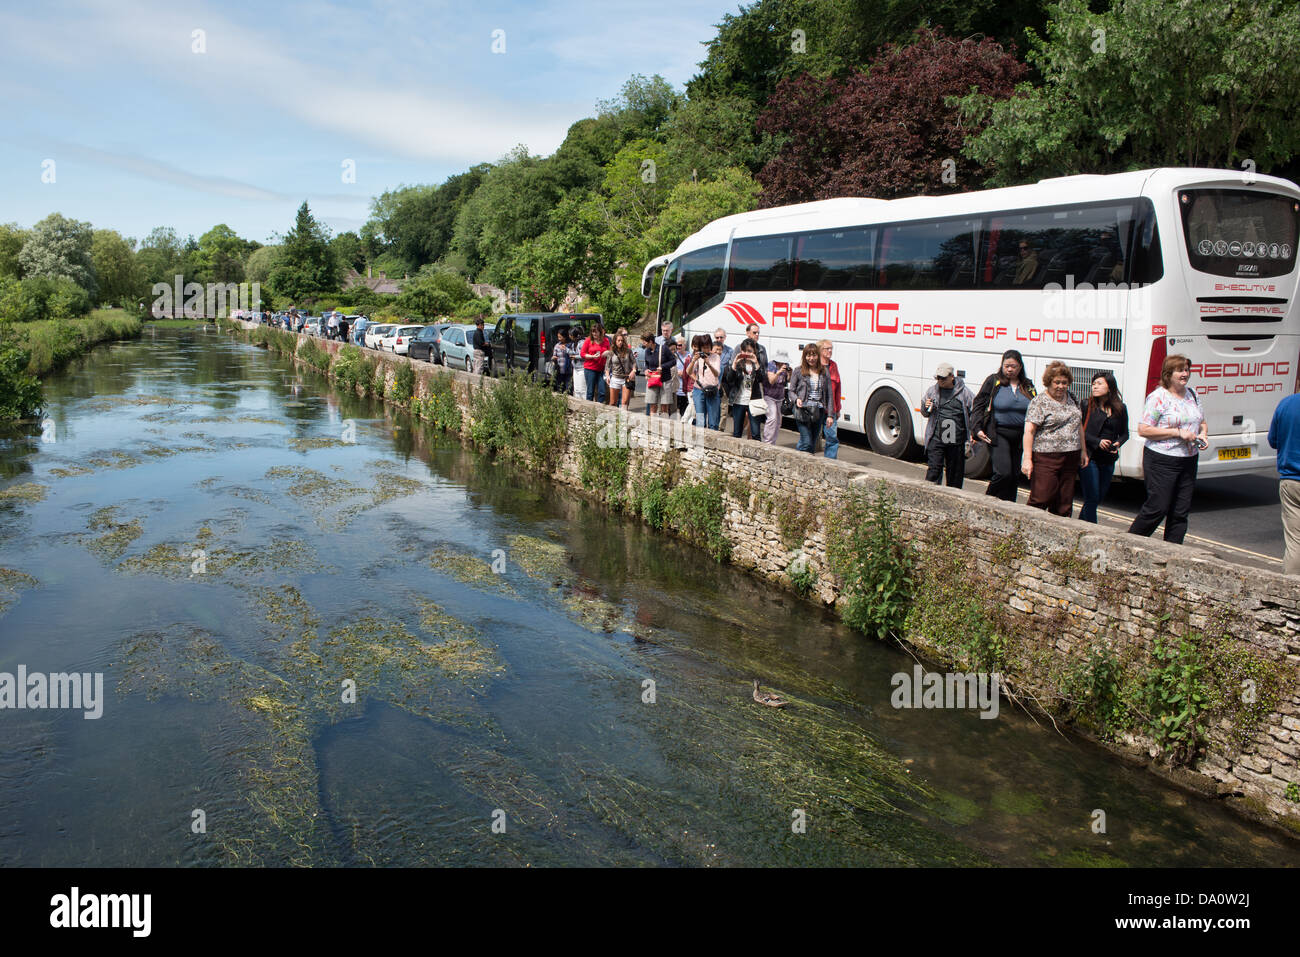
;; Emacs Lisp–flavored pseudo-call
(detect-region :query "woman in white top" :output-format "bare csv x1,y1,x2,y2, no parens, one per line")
1128,353,1208,544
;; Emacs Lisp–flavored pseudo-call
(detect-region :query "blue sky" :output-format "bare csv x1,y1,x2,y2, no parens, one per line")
0,0,736,245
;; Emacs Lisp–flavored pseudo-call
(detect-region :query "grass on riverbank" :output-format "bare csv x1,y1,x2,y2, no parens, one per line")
6,309,144,377
0,309,143,420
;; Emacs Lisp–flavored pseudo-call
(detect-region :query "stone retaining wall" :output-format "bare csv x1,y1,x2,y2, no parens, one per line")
235,322,1300,835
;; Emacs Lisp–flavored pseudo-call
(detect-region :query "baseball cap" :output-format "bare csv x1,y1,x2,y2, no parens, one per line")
935,362,955,378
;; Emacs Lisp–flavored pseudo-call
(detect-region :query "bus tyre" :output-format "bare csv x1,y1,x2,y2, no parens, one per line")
864,388,913,458
965,439,992,480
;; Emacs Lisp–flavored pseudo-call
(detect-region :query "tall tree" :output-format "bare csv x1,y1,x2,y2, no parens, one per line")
194,224,247,283
91,229,143,307
270,202,338,301
17,213,97,299
136,227,185,287
0,223,26,280
756,28,1027,205
959,0,1300,183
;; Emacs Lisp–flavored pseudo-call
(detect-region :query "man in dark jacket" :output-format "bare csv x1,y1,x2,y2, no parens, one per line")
471,318,488,375
920,362,974,487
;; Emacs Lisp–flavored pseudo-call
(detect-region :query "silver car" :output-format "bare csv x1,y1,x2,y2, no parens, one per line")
436,324,479,371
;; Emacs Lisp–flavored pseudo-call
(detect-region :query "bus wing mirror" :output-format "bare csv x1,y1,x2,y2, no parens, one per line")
642,255,671,298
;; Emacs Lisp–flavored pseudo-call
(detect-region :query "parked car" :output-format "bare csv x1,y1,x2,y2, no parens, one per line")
436,324,479,371
303,317,323,337
488,313,602,381
364,324,395,349
408,323,453,363
381,324,424,355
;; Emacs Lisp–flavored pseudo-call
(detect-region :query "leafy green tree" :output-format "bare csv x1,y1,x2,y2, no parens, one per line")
0,276,91,322
331,231,366,274
194,224,247,284
0,224,26,280
91,230,143,307
18,213,97,299
662,95,772,179
451,147,563,285
136,227,185,287
0,341,42,419
395,266,473,317
505,196,619,311
270,202,338,301
594,74,681,143
245,245,281,285
959,0,1300,183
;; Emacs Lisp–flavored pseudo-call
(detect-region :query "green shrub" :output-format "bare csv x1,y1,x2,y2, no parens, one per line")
904,524,1009,670
0,342,42,419
576,415,631,509
828,481,914,641
468,371,567,467
390,363,415,404
632,470,670,529
0,276,92,323
1142,630,1212,765
421,370,462,431
664,470,730,562
1061,647,1132,740
789,560,818,598
332,345,374,395
298,337,331,373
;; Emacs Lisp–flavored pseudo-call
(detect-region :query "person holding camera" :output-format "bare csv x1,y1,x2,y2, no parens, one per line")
724,339,766,439
790,343,832,453
1128,354,1207,544
687,334,722,430
762,350,793,444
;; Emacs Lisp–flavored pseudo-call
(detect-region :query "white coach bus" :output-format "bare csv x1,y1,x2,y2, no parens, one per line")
641,168,1300,479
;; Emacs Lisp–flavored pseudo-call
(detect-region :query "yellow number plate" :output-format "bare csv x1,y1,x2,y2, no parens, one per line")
1217,447,1251,460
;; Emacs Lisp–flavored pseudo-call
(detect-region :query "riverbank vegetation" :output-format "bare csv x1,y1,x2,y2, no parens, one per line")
0,309,143,419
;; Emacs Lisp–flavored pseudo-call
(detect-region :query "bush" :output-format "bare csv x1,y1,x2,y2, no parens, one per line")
298,337,331,373
468,371,568,467
333,345,375,395
0,276,93,323
390,362,415,403
828,481,915,640
421,370,462,431
0,342,42,419
664,470,730,562
576,414,632,508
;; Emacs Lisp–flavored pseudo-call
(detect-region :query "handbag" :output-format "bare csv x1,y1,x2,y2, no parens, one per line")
748,397,768,417
647,370,663,388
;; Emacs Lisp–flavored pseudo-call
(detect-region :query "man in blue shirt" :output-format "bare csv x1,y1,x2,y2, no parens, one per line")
1269,393,1300,574
353,315,369,346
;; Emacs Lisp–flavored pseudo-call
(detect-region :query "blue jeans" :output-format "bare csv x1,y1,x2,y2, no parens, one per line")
823,417,839,458
692,388,721,430
584,368,607,402
797,416,824,452
731,402,761,438
1078,459,1115,523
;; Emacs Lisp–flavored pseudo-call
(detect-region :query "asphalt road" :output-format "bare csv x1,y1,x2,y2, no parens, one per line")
604,380,1286,573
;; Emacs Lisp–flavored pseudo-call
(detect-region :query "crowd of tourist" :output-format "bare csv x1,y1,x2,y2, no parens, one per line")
555,321,1250,549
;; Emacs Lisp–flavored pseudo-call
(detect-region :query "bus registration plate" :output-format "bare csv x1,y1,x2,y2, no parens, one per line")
1217,447,1251,461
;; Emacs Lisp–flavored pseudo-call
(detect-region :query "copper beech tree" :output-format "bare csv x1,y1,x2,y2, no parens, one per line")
755,29,1027,206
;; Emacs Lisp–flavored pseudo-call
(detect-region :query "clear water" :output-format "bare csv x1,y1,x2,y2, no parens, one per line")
0,327,1294,866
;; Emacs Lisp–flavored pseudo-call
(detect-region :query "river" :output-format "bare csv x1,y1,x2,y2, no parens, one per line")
0,327,1294,866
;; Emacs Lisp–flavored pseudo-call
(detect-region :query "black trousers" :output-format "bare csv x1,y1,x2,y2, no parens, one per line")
986,424,1024,501
1129,446,1198,544
925,438,965,488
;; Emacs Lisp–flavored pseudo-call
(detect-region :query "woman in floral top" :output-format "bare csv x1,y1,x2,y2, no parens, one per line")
1022,361,1088,516
1128,353,1207,544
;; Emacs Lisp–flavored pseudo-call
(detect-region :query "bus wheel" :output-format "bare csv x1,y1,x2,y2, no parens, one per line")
965,439,992,480
865,388,913,457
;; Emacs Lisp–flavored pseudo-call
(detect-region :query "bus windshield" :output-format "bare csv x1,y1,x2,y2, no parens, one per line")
1180,188,1299,279
659,244,726,328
